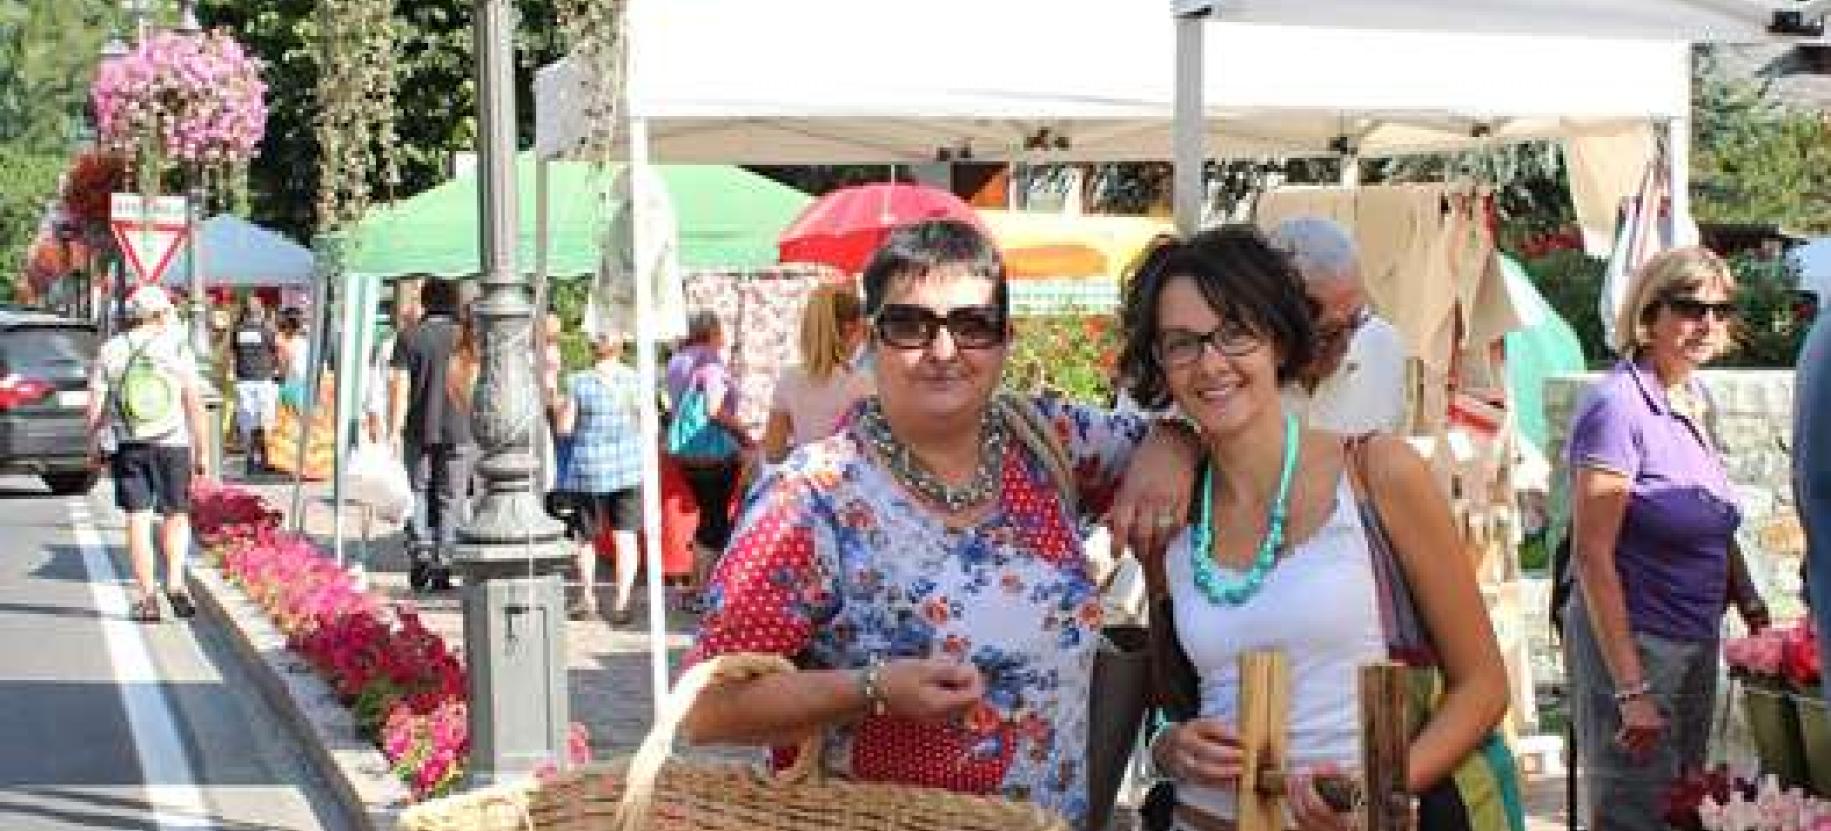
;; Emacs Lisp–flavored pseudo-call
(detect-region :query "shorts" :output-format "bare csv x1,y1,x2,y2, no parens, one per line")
112,442,194,515
552,489,640,540
234,380,280,432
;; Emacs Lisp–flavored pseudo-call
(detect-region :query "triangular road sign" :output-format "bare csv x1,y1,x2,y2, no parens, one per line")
110,193,191,286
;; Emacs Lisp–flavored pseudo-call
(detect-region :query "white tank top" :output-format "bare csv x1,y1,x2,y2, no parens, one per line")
1164,473,1387,821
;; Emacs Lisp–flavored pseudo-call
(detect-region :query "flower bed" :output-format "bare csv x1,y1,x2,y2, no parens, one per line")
1725,621,1826,797
191,480,589,800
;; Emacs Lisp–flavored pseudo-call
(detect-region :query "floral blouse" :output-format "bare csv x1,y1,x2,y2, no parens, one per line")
684,396,1147,828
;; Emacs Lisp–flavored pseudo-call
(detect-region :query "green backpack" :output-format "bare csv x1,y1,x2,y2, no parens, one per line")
114,338,182,441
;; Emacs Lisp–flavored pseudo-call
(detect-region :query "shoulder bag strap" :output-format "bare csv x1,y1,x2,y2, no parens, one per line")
996,393,1077,509
1344,434,1440,666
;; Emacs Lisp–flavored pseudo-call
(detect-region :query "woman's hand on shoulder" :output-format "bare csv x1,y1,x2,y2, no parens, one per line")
1106,419,1202,558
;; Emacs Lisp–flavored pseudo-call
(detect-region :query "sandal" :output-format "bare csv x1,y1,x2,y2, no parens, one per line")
165,590,196,619
130,594,162,624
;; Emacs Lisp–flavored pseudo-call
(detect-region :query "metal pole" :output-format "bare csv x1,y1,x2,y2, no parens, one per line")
185,180,220,475
1171,10,1207,236
458,0,571,787
629,119,672,715
1664,116,1695,247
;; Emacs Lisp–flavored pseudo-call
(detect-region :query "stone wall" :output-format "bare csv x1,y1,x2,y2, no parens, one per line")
1544,369,1806,617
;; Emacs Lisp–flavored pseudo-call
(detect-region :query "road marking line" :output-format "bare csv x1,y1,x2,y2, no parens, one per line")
68,498,217,830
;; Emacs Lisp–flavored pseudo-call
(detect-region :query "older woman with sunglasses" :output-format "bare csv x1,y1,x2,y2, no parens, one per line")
1562,247,1769,831
680,220,1195,829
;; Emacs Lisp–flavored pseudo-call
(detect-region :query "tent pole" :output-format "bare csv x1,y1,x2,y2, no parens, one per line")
1665,115,1695,247
630,115,671,717
533,157,553,492
1172,10,1206,236
289,249,333,535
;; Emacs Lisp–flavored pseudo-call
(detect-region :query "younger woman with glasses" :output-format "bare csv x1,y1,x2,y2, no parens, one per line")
680,219,1195,829
1122,227,1515,831
1562,246,1769,831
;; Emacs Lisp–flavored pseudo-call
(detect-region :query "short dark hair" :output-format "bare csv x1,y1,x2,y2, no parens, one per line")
421,278,460,316
860,219,1008,320
685,310,721,344
1117,224,1317,410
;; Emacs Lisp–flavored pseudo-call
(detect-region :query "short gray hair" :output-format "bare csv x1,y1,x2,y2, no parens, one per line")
1267,216,1359,284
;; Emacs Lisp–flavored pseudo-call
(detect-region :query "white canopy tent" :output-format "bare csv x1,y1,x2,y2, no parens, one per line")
537,0,1802,711
537,1,1695,164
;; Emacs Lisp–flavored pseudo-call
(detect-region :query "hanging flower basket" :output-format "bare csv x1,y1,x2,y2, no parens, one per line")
89,29,267,170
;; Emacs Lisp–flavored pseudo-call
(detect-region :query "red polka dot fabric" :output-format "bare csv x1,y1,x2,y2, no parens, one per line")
682,398,1149,829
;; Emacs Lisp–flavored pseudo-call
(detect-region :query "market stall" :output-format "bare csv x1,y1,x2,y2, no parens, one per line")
534,0,1746,722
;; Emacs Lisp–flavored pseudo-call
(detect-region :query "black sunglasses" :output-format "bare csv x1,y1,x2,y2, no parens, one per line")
1664,297,1739,323
873,304,1007,350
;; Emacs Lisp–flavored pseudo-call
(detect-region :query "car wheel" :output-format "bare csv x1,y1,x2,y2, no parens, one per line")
42,470,99,496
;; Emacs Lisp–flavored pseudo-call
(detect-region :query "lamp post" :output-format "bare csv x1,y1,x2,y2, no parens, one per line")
455,0,572,786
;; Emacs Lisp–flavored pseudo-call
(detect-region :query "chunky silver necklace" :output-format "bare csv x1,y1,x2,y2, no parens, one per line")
857,399,1006,512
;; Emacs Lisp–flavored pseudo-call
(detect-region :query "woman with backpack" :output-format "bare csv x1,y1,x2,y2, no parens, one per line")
663,311,755,590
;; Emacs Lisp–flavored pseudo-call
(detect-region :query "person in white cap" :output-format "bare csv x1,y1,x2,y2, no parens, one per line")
86,285,211,623
1267,216,1408,435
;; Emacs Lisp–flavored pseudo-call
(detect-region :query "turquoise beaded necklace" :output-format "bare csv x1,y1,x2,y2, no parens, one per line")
1190,412,1301,606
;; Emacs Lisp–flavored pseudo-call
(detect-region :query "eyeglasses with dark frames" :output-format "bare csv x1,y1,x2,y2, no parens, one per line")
1154,323,1262,368
1663,296,1739,323
872,304,1007,350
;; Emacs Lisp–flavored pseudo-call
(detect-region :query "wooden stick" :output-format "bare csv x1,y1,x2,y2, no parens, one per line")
1359,661,1413,831
1235,650,1290,831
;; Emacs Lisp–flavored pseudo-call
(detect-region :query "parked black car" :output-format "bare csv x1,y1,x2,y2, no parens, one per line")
0,309,101,495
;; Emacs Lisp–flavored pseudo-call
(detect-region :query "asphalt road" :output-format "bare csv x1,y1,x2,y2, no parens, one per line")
0,475,348,831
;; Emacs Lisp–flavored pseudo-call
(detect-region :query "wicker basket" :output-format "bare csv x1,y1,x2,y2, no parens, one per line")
398,654,1069,831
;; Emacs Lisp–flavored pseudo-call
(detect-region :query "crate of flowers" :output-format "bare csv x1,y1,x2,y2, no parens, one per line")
1726,622,1823,793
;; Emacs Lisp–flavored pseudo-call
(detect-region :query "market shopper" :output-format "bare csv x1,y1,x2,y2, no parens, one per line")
228,293,282,475
1119,227,1516,831
678,220,1199,830
664,310,755,582
1266,216,1408,434
86,285,212,623
760,283,873,464
549,327,644,624
388,278,472,593
1562,246,1769,831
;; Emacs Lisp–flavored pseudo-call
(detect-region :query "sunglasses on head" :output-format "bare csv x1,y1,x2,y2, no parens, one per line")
1663,296,1738,323
873,304,1007,350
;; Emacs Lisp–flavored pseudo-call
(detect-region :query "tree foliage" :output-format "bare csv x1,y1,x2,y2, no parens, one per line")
1691,47,1831,235
197,0,568,241
0,0,114,153
0,146,67,300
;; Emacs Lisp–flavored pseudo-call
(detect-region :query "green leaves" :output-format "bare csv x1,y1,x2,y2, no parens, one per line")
1691,48,1831,236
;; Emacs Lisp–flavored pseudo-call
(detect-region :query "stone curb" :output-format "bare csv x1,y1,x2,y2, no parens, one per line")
188,565,409,831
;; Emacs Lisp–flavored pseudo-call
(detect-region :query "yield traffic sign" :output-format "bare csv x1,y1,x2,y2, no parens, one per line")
110,193,191,286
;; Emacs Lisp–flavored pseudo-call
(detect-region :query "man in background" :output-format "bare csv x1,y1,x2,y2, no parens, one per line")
228,293,282,475
86,285,211,622
388,278,469,593
1268,216,1408,435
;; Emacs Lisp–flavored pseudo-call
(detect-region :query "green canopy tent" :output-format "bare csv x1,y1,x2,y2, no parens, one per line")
342,154,810,278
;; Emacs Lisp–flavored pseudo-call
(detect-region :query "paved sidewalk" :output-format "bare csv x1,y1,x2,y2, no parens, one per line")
230,470,1571,830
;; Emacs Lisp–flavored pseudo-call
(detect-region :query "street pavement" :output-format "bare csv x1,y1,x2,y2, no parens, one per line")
0,474,348,831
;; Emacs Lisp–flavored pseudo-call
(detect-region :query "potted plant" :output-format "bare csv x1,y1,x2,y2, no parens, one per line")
1727,625,1811,789
1782,623,1829,797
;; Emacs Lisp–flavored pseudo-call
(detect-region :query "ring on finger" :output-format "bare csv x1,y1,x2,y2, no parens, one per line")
1153,511,1177,528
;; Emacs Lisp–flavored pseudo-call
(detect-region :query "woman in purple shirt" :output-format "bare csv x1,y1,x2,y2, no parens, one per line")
1563,247,1769,831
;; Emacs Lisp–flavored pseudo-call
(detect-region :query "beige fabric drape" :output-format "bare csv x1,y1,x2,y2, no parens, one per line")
1564,125,1658,257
